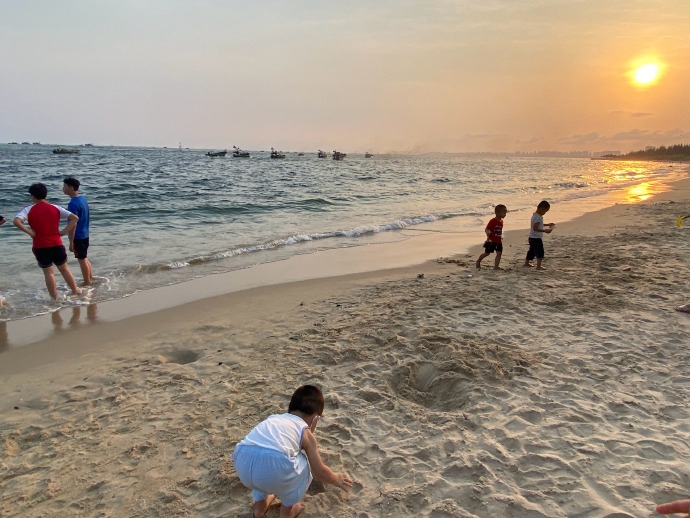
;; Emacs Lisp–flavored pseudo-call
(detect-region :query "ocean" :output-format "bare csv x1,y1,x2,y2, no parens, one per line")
0,144,681,321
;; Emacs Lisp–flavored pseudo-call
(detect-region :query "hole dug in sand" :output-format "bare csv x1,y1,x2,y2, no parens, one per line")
157,349,202,365
390,342,538,412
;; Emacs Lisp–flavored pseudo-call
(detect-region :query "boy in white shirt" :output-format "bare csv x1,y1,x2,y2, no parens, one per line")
524,200,555,270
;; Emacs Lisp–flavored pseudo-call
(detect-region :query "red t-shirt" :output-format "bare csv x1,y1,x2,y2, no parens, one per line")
16,201,70,249
485,217,504,243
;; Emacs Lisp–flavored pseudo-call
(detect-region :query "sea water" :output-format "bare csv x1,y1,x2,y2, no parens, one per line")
0,144,681,321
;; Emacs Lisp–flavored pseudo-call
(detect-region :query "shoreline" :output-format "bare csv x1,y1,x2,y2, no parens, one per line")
1,172,690,516
1,170,688,358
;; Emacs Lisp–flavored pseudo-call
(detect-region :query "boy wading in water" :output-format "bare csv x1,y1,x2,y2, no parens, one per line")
476,204,507,270
232,385,352,518
13,183,81,300
63,177,94,285
524,200,555,270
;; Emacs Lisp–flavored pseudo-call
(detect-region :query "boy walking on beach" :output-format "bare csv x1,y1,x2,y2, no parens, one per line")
232,385,352,518
476,204,507,269
524,200,555,270
13,183,81,300
63,177,93,285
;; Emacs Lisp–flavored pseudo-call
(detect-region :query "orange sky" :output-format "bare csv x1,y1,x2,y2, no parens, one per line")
1,1,689,153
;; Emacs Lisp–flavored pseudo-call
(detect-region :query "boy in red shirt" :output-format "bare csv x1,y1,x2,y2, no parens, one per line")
476,204,507,270
13,183,81,300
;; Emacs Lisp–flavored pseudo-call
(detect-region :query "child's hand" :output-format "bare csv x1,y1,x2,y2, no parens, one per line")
545,228,553,233
335,473,352,491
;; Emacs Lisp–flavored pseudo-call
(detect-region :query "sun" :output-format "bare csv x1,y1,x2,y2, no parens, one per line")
633,63,660,86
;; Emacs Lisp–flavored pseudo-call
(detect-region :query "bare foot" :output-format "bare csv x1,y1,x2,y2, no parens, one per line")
523,262,535,268
279,502,305,518
675,304,690,314
535,266,547,271
253,494,276,518
475,261,481,269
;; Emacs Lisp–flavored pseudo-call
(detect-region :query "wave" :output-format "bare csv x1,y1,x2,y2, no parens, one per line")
158,212,471,271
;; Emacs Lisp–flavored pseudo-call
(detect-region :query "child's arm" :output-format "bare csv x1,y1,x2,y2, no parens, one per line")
301,429,352,491
532,221,553,234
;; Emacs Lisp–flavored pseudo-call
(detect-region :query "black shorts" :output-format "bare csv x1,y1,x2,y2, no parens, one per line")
33,245,68,269
526,238,545,260
483,241,503,254
73,237,89,259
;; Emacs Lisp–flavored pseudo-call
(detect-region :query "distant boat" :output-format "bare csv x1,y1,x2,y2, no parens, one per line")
206,150,228,157
365,152,373,158
317,150,328,158
270,147,286,159
333,150,346,161
21,142,30,145
32,142,41,145
9,142,18,145
53,147,80,154
298,152,304,156
84,143,93,147
232,146,250,158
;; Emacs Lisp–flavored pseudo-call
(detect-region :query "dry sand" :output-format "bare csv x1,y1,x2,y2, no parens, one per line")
2,177,690,517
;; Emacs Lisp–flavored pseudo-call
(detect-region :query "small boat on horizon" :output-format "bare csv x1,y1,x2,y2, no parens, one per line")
270,148,286,159
317,150,328,158
365,152,373,158
333,150,346,161
233,146,250,158
53,147,80,154
206,150,228,157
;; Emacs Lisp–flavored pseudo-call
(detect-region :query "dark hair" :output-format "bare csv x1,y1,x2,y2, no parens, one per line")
63,177,80,191
537,200,550,210
29,183,48,200
495,204,507,214
288,385,324,416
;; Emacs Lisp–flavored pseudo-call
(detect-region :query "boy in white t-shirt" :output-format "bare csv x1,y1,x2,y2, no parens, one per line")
524,200,555,270
232,385,352,518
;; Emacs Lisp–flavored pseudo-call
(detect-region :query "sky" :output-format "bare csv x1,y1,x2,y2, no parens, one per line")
1,0,689,154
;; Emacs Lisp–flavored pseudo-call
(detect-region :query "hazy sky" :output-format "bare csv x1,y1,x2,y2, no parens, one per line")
2,0,689,153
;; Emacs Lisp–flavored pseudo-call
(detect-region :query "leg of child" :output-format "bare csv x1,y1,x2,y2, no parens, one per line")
280,502,305,518
524,251,534,267
253,494,276,518
476,252,489,268
56,262,81,295
493,251,502,269
536,258,545,270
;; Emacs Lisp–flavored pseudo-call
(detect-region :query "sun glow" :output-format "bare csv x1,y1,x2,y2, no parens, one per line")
633,63,660,86
635,64,658,84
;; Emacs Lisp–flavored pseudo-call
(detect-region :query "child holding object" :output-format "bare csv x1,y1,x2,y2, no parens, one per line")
476,204,507,270
232,385,352,518
524,200,555,270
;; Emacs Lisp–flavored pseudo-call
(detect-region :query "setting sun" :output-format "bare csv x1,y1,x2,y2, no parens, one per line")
634,63,660,85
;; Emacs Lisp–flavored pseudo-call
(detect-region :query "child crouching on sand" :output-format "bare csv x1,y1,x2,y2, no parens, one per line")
232,385,352,518
476,204,507,269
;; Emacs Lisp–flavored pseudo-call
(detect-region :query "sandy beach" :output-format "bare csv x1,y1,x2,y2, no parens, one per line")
2,175,690,517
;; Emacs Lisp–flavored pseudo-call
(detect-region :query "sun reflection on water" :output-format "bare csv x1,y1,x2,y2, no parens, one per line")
625,182,655,202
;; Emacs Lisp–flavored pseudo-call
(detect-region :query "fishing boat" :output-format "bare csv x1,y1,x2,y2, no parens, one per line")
232,146,250,158
332,150,346,161
317,150,328,158
365,152,373,158
53,147,80,154
270,148,286,159
206,150,228,157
